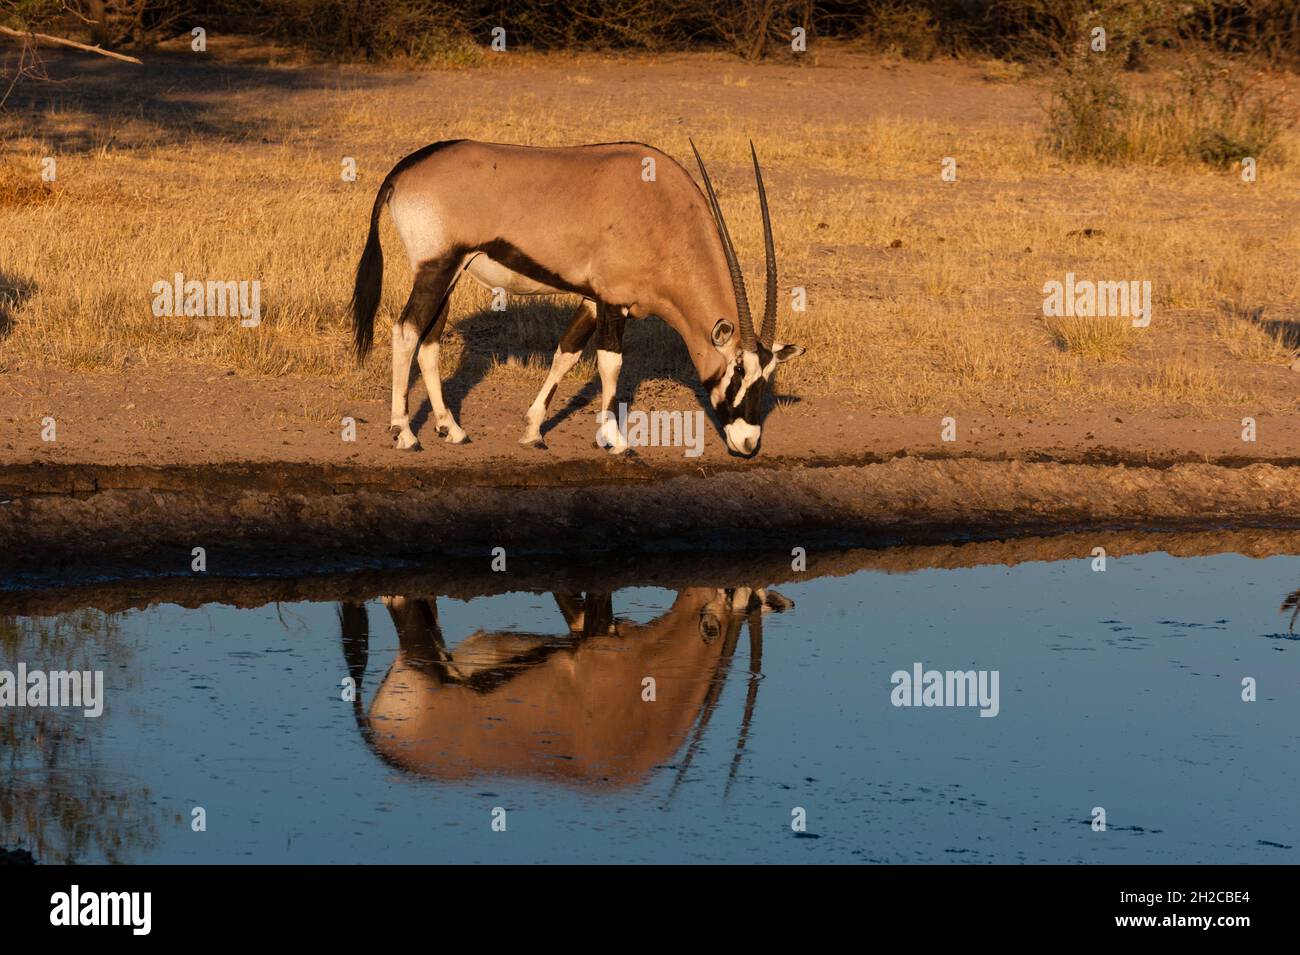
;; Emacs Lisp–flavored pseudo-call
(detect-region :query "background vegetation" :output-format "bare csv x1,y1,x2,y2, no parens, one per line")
2,1,1300,65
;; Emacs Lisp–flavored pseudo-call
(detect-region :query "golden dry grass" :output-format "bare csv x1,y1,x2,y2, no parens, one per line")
1044,313,1133,361
1,44,1299,421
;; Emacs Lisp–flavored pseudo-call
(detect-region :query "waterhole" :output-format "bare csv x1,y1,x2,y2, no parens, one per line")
2,535,1297,863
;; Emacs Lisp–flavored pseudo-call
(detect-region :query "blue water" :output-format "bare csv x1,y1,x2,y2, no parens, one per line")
3,548,1298,863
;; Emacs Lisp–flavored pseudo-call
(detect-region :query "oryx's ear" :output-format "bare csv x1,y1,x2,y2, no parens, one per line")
711,319,735,347
775,343,805,363
761,589,795,612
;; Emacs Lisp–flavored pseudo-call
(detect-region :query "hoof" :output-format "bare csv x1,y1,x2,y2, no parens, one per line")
389,425,421,451
519,435,547,450
436,420,468,444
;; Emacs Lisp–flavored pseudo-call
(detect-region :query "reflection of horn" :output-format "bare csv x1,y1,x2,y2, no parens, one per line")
1283,589,1300,633
337,601,376,748
690,139,757,353
666,593,748,805
339,602,369,687
725,607,763,796
383,596,455,686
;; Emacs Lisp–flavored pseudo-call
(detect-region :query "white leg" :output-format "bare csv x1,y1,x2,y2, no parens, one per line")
595,348,628,453
520,347,582,447
416,339,467,444
390,322,421,450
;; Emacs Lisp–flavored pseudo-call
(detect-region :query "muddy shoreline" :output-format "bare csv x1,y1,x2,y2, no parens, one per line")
5,456,1300,589
6,524,1300,617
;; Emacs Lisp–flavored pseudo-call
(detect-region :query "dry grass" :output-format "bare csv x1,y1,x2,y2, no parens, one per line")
1,44,1299,422
1046,49,1294,168
1044,314,1132,362
1215,310,1297,364
1143,353,1251,407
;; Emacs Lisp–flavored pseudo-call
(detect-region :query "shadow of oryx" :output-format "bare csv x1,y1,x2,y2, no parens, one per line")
0,270,36,341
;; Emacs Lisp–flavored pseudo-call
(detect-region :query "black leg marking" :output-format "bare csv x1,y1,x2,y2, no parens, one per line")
402,256,471,446
559,302,599,353
520,301,599,450
596,303,627,354
407,258,463,345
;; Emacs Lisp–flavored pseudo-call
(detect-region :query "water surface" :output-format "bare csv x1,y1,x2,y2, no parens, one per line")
4,542,1299,864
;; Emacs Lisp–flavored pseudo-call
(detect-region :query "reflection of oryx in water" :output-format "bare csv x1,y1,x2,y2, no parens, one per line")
1283,589,1300,633
338,588,792,788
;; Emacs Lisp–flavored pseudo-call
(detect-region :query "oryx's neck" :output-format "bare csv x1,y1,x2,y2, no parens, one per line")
652,259,738,390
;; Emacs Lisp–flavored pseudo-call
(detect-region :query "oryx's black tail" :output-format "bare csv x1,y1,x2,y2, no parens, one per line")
351,180,393,363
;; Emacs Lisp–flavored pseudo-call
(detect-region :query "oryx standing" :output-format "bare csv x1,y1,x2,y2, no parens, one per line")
351,139,804,456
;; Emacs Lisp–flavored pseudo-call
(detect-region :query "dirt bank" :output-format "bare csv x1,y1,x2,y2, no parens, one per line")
7,367,1300,472
6,524,1300,617
5,455,1300,585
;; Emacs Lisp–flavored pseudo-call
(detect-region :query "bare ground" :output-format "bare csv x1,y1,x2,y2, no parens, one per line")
4,46,1300,575
6,364,1300,473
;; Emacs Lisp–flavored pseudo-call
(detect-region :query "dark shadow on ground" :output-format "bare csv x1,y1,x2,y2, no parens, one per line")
404,297,804,447
408,300,705,439
0,270,36,341
0,46,397,152
1220,301,1300,351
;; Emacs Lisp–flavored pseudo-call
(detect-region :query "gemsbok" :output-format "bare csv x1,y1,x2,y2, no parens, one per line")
351,139,804,456
338,586,792,787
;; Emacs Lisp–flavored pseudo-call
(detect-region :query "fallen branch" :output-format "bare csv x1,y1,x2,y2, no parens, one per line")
0,25,142,64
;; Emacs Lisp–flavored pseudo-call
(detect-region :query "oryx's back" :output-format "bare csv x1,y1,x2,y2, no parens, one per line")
381,140,719,302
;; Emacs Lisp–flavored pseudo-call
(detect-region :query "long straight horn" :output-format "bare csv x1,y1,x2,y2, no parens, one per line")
689,139,756,353
750,141,777,348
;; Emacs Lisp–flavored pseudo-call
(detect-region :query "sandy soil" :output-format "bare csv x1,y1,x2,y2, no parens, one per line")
5,364,1300,475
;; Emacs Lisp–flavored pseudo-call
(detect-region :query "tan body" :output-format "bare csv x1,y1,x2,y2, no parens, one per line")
389,141,734,356
351,139,801,456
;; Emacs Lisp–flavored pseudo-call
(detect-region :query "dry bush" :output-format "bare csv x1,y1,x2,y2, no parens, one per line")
8,0,1300,64
66,0,192,47
204,0,480,64
1043,314,1132,361
709,0,813,61
857,0,940,60
1047,45,1291,166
